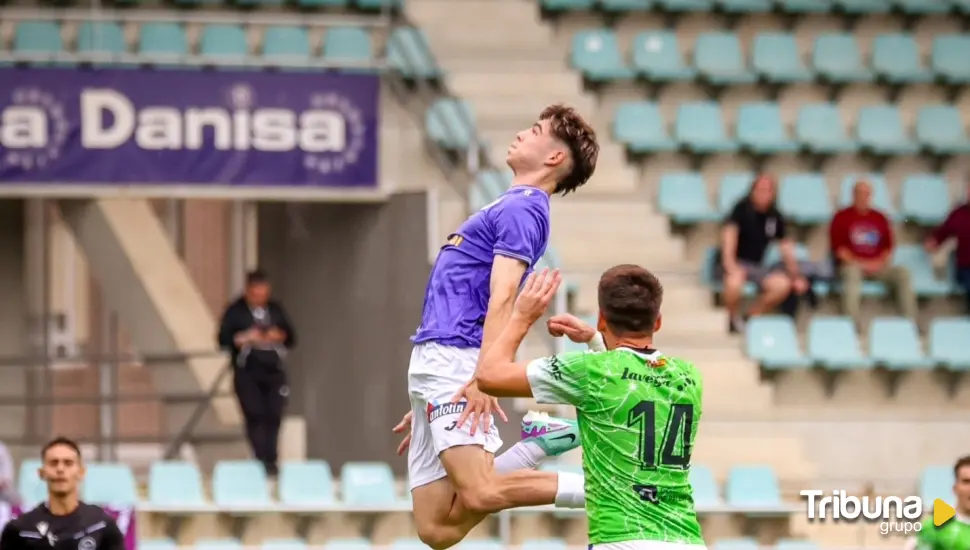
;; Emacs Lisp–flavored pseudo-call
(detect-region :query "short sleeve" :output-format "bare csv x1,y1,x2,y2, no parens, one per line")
725,200,745,226
774,211,787,240
491,196,548,266
526,351,589,406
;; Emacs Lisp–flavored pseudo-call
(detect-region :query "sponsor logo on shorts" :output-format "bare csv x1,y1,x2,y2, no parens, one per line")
427,401,466,423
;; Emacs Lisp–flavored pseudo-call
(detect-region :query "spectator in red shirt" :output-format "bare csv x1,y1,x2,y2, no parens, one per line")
925,179,970,313
830,179,917,322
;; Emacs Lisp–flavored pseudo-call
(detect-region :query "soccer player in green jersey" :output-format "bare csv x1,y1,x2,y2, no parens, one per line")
476,264,706,550
908,456,970,550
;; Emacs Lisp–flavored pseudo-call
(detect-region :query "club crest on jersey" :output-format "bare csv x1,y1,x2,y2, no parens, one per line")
427,401,466,422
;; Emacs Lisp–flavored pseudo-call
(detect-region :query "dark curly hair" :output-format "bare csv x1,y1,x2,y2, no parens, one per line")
539,104,599,195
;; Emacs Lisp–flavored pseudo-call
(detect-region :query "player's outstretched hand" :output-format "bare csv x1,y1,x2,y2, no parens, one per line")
513,269,562,324
547,313,597,343
451,380,508,436
392,410,413,456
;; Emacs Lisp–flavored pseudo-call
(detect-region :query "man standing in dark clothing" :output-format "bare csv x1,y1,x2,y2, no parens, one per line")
218,269,297,477
0,437,125,550
926,179,970,312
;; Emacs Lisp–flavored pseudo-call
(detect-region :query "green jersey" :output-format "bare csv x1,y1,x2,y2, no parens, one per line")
916,516,970,550
526,347,705,546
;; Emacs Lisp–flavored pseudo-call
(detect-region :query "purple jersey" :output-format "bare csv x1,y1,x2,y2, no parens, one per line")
412,186,551,348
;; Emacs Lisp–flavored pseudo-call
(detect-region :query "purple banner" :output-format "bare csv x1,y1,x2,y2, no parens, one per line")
0,68,379,188
0,503,136,550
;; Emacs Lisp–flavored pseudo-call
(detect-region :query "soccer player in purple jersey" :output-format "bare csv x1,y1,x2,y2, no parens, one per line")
389,104,599,549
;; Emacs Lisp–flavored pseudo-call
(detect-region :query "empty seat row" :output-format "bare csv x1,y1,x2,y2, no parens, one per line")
659,171,961,225
572,30,970,85
544,0,970,16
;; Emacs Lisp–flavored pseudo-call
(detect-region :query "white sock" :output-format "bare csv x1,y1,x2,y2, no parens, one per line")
494,441,546,473
554,471,586,508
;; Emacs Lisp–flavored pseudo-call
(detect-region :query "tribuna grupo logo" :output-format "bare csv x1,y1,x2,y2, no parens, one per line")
800,490,926,535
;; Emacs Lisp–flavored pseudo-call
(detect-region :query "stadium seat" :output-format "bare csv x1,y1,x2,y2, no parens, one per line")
341,462,399,505
796,104,858,154
813,34,872,82
472,170,507,210
901,174,950,226
541,0,595,11
932,35,970,84
195,540,243,550
920,466,955,504
570,30,634,82
752,33,813,83
736,103,798,154
658,173,719,224
323,27,375,69
389,540,427,550
296,0,347,7
778,0,832,11
869,317,933,370
834,0,891,12
76,21,126,62
838,174,897,218
148,461,207,507
279,460,336,506
929,317,970,369
955,0,970,14
262,541,307,550
778,173,833,224
894,0,951,13
716,0,772,11
675,103,738,153
916,105,970,155
712,539,759,550
857,105,919,155
457,541,503,550
872,34,932,83
138,23,189,62
17,459,44,507
775,540,820,550
262,26,311,64
199,24,248,66
613,102,677,153
746,316,810,370
212,460,271,506
807,317,872,370
762,241,811,266
141,540,178,550
321,538,372,550
14,21,65,64
356,0,401,10
689,464,722,509
657,0,714,11
82,463,138,506
693,32,755,84
521,539,569,550
425,98,476,150
600,0,652,11
718,173,753,214
631,32,695,82
725,466,784,508
387,27,440,80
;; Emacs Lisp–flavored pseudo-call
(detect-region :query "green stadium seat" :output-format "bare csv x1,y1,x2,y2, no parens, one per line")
838,174,896,217
341,462,399,505
521,540,568,550
600,0,652,10
262,541,307,550
813,34,873,82
869,317,933,370
194,540,243,550
752,33,813,83
658,0,713,10
571,30,635,82
212,460,271,506
778,173,833,224
716,0,771,11
894,0,951,12
929,317,970,369
141,540,178,550
279,460,335,505
138,22,188,63
694,32,755,84
762,241,812,266
199,24,248,67
834,0,891,12
389,540,427,550
688,464,722,509
872,34,932,83
425,98,476,150
323,27,374,69
631,31,695,81
778,0,832,11
737,102,798,154
613,102,677,153
717,173,753,214
17,459,44,508
894,245,952,297
902,174,950,226
387,27,440,80
776,540,820,550
796,104,857,154
14,21,66,65
262,26,311,65
808,317,872,370
725,467,784,508
542,0,595,10
857,105,919,155
658,173,719,224
917,105,970,155
746,316,810,370
76,21,127,63
713,539,759,550
148,461,207,507
355,0,401,9
458,542,503,550
675,103,738,154
932,35,970,84
297,0,347,7
920,466,955,504
82,463,138,507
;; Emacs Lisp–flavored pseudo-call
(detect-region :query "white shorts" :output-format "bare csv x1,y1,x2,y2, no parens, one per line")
593,543,707,550
407,341,504,490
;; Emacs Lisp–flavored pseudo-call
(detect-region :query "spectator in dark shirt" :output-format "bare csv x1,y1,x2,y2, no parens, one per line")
218,270,296,477
926,179,970,313
718,174,806,333
831,179,916,322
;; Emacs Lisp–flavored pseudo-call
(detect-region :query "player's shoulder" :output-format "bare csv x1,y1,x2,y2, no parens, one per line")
660,354,703,379
12,503,47,524
495,187,550,215
77,502,113,522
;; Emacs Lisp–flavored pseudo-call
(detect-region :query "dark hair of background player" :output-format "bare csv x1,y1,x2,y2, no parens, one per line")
597,265,664,336
540,104,599,196
246,269,269,286
41,436,81,461
954,455,970,477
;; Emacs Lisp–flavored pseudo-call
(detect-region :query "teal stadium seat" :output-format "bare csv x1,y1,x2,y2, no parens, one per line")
340,462,399,505
521,539,568,550
262,26,310,67
775,540,820,550
14,21,66,65
199,24,248,67
141,540,178,550
778,0,832,12
920,466,955,504
658,173,719,224
570,30,635,82
356,0,401,10
857,105,919,155
894,245,953,297
712,539,758,550
718,173,753,214
902,174,950,226
613,102,677,153
725,466,784,509
541,0,595,11
296,0,346,8
83,463,138,507
745,316,810,370
262,541,307,550
236,0,284,10
600,0,652,11
813,34,872,82
778,173,833,224
279,460,336,506
868,317,933,370
195,540,243,550
929,317,970,369
17,459,44,508
737,102,798,154
425,99,476,150
917,105,970,155
894,0,951,13
323,28,374,70
148,461,207,507
932,35,970,84
675,103,738,154
387,27,440,80
631,32,695,82
688,464,722,509
138,23,188,64
212,460,271,506
752,33,813,83
834,0,891,12
808,316,872,370
693,32,755,84
458,541,503,550
762,241,812,266
389,540,427,550
76,21,126,64
796,104,858,154
716,0,771,11
658,0,713,11
838,174,897,218
872,34,932,83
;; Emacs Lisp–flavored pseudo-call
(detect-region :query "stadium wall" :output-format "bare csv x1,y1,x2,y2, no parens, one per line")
0,200,27,445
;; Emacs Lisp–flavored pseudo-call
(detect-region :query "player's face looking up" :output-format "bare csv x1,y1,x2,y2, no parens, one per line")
507,104,599,196
953,456,970,513
595,264,664,343
39,442,84,498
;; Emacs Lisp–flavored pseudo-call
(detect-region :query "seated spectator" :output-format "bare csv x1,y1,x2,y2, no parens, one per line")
831,179,917,322
925,178,970,312
717,174,808,333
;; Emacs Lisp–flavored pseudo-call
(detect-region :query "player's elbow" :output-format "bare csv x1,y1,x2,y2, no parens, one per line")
476,366,503,395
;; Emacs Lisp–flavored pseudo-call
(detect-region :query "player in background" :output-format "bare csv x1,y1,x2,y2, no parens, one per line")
391,104,599,550
477,265,707,550
907,456,970,550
